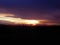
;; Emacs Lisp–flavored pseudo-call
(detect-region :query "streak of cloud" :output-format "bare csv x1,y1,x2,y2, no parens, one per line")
0,13,60,26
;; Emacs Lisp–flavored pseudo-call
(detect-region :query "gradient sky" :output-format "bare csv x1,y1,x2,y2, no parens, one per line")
0,0,60,23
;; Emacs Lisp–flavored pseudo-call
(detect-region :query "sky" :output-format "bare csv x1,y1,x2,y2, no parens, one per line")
0,0,60,24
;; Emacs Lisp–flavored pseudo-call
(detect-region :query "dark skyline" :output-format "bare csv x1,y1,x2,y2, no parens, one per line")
0,0,60,24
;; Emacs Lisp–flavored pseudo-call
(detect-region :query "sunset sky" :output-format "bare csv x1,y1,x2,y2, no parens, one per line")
0,0,60,25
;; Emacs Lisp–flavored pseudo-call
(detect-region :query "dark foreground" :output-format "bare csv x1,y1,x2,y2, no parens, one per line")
0,24,60,38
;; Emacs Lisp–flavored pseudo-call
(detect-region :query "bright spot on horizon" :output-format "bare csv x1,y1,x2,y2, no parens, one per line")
20,20,40,26
0,13,59,26
0,13,40,26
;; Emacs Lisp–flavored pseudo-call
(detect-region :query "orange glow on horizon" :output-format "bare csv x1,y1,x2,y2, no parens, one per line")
0,14,40,26
0,13,59,26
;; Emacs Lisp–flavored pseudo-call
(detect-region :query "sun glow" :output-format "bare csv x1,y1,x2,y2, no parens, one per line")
0,13,57,26
0,14,40,26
